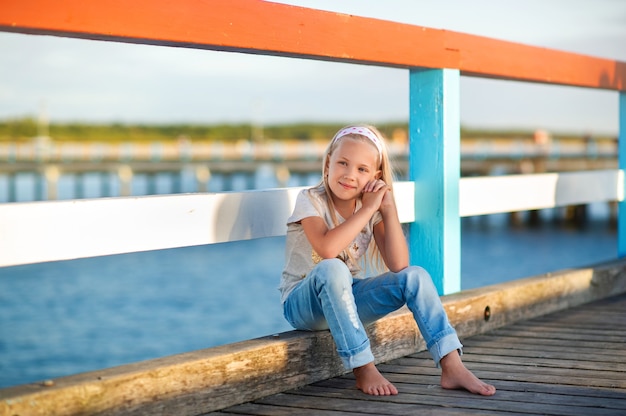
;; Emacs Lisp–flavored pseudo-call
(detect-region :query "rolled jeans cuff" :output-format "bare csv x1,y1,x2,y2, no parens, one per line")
339,342,375,370
428,330,463,368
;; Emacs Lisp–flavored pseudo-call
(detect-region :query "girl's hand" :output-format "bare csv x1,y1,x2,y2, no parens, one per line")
361,179,388,211
378,183,396,214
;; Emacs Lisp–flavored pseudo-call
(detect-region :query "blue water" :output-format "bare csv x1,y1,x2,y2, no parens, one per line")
0,172,619,388
0,238,293,388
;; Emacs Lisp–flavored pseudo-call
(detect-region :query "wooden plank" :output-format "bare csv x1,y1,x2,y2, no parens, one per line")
0,0,624,90
2,259,625,415
529,311,626,327
443,353,626,375
253,392,511,416
211,403,376,416
462,338,626,359
459,169,623,217
458,348,626,372
501,322,626,338
489,327,626,344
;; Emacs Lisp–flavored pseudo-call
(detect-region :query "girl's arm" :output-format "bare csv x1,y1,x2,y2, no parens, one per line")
373,189,409,272
301,203,378,259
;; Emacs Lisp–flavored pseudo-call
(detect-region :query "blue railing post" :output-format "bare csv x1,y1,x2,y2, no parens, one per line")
617,91,626,257
408,68,461,295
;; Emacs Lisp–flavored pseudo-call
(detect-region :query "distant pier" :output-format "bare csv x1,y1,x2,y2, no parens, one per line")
0,134,617,198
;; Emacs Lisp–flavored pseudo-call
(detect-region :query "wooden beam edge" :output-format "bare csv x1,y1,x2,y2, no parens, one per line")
2,258,625,415
1,0,624,90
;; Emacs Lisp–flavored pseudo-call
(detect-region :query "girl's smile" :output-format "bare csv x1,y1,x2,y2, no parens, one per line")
338,180,356,190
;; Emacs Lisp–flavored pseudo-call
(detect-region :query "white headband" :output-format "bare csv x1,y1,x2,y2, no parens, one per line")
331,126,383,155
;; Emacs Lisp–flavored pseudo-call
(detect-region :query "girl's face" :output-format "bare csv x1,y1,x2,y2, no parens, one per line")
326,136,381,203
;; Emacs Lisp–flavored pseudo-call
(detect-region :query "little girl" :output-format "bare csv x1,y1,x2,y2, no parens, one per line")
280,125,496,396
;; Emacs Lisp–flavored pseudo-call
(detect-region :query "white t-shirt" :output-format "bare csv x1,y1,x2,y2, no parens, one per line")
279,185,382,303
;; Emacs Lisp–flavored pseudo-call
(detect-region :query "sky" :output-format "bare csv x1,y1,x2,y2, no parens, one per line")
0,0,625,135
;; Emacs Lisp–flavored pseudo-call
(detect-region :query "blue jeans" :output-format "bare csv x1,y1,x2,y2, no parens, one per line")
283,258,462,369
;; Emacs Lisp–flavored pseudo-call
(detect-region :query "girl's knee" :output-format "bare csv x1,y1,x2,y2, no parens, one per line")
318,258,350,273
313,258,352,290
402,265,434,293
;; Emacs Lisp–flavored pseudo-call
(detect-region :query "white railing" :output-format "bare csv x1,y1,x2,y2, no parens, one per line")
1,170,621,268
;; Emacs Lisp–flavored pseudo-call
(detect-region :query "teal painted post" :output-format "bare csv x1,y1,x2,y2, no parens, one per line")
408,68,461,295
619,92,626,257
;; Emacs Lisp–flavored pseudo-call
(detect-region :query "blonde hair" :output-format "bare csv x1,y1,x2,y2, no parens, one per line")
317,124,397,275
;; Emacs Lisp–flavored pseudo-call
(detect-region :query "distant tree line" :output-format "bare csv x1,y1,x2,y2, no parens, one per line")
0,117,608,143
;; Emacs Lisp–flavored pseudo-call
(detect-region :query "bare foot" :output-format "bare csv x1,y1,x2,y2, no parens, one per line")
440,352,496,396
353,362,398,396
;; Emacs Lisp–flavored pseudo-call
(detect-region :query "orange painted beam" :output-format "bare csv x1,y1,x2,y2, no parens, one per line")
1,0,624,91
445,31,626,91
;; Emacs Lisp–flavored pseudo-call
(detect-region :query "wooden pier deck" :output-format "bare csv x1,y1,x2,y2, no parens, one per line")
211,292,626,416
